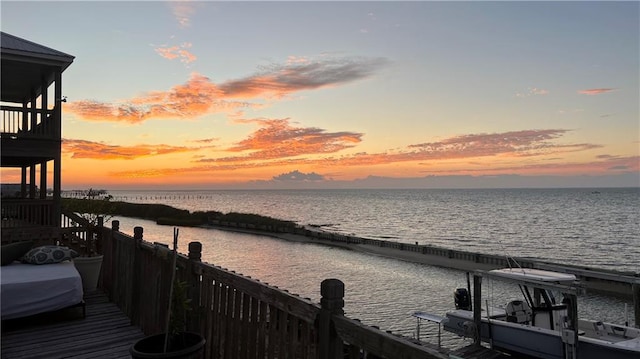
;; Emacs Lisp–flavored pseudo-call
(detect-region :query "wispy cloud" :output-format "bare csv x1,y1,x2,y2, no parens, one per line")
218,56,389,99
578,88,616,95
190,138,218,144
66,56,388,123
109,129,602,178
155,42,197,64
169,0,195,28
407,129,590,158
431,155,639,176
515,87,549,97
63,139,200,160
557,108,584,115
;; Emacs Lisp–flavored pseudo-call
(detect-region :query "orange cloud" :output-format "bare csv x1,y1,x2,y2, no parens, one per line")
431,155,640,176
63,139,200,160
66,56,388,124
214,118,362,160
155,43,197,64
108,129,602,179
578,88,616,95
66,73,250,124
169,0,194,28
407,129,596,158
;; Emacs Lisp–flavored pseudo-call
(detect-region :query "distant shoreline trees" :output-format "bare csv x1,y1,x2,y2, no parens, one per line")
61,198,297,230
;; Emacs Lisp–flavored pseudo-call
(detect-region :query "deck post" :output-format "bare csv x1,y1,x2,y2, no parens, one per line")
96,216,104,255
187,241,203,332
133,226,143,240
131,226,143,326
53,70,62,227
188,241,202,261
39,161,47,200
105,220,119,293
318,278,344,359
102,220,119,299
473,274,482,346
112,220,120,232
633,283,640,328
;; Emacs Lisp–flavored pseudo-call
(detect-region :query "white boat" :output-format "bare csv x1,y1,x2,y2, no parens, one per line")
414,267,640,359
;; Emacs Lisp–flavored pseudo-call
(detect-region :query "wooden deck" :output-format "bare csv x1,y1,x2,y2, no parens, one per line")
1,290,145,359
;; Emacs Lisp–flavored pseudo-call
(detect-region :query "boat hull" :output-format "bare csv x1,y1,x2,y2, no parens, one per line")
444,310,639,359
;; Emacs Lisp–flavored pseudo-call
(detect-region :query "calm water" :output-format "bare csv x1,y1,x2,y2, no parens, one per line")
102,188,638,344
109,188,639,272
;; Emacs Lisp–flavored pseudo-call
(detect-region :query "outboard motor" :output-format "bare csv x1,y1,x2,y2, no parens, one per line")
454,288,471,310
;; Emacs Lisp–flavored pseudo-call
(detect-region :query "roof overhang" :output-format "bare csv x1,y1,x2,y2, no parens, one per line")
1,32,75,104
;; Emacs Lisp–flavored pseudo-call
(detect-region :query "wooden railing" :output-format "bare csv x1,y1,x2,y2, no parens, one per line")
98,221,447,359
0,209,90,249
0,105,57,139
60,209,101,255
1,199,55,228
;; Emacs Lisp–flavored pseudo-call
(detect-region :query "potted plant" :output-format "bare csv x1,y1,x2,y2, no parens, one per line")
130,229,205,359
71,228,104,291
64,189,113,290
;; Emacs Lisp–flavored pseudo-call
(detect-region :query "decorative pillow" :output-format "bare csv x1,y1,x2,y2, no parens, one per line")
1,241,34,266
21,245,79,265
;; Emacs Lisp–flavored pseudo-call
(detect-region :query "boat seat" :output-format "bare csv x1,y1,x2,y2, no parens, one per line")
505,300,532,324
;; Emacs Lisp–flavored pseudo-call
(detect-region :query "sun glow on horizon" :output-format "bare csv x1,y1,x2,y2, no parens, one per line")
2,1,637,189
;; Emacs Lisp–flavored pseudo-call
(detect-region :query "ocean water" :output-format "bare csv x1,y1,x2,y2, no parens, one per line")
109,188,639,272
99,187,639,344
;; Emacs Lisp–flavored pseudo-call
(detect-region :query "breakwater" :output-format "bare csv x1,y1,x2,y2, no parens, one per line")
101,188,640,274
61,196,639,299
207,219,640,302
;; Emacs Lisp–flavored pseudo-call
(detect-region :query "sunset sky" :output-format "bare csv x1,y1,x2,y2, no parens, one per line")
2,1,639,189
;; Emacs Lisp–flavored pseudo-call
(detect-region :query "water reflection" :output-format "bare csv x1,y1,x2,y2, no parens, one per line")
111,217,635,346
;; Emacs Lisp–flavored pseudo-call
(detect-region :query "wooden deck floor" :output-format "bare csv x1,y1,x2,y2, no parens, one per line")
1,290,145,359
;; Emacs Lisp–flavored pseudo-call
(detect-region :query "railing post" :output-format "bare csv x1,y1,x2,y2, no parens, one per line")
188,241,202,261
187,241,203,332
102,220,120,297
318,278,344,359
133,226,143,240
131,226,144,326
111,220,120,232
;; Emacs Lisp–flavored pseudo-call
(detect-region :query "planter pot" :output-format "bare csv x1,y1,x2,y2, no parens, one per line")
73,255,103,290
130,332,205,359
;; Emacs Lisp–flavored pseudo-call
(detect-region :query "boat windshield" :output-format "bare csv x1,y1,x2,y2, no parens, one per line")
488,268,577,283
